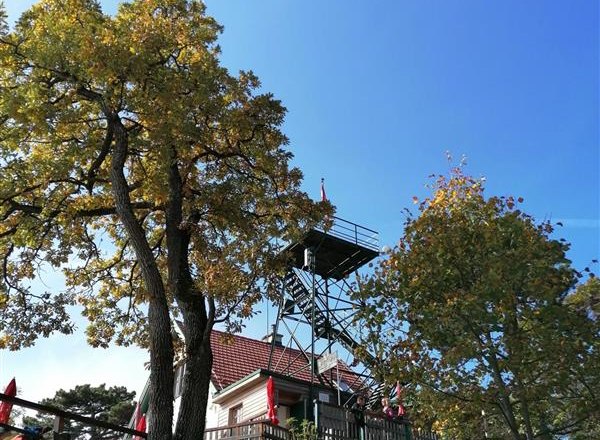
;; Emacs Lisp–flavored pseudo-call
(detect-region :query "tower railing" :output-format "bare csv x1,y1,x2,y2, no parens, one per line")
317,216,379,252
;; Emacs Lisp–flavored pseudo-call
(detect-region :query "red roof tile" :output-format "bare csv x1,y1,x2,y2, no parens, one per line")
210,331,363,392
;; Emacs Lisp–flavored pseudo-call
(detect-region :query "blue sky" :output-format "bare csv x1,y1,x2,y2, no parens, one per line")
2,0,598,403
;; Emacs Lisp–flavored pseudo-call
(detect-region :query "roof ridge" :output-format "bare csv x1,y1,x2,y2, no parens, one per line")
211,329,355,370
212,329,270,345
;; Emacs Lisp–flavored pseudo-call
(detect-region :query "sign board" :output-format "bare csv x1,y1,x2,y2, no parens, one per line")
317,352,338,375
318,391,330,403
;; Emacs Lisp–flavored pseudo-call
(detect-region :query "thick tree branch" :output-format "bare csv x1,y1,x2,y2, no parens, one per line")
85,121,114,193
2,200,157,220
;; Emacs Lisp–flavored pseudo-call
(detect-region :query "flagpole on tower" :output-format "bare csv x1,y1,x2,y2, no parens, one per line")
320,178,327,202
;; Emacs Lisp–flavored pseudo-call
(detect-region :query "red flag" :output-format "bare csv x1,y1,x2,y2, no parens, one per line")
397,404,405,417
320,178,327,202
0,378,16,424
133,413,146,440
266,376,279,425
396,381,405,417
133,403,141,428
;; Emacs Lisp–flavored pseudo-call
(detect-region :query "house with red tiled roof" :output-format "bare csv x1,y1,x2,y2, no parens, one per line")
171,329,363,430
195,329,443,440
132,327,364,435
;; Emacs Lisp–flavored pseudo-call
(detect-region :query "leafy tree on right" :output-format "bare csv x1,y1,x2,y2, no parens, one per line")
353,168,599,440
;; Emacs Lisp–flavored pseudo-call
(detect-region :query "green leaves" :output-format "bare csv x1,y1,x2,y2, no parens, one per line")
0,0,330,354
354,167,599,438
0,2,330,437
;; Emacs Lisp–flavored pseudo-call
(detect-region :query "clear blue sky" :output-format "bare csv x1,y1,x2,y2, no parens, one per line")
2,0,598,403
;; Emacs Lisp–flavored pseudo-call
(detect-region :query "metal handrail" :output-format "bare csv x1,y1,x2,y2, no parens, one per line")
315,401,440,440
0,393,147,438
204,420,290,440
316,216,379,252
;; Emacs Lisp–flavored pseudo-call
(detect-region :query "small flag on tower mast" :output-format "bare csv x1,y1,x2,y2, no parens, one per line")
320,178,327,202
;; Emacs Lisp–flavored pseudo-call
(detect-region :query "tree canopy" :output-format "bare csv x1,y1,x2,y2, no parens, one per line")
0,1,327,438
353,168,599,439
23,384,136,440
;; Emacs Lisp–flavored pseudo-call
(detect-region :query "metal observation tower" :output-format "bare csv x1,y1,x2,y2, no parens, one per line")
267,215,381,407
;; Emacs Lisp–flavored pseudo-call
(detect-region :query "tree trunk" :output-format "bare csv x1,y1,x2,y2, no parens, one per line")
164,149,214,440
468,322,521,439
506,306,535,440
146,300,176,440
486,352,522,440
110,120,174,440
174,300,213,440
515,377,536,440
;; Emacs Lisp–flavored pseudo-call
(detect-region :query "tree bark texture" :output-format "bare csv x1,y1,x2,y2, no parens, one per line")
174,311,213,440
165,150,214,440
110,120,174,440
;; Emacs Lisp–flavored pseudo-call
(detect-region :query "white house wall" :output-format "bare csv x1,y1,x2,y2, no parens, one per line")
217,381,267,426
206,382,219,428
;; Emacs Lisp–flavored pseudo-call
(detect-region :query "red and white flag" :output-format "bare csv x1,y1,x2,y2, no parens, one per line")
320,178,327,202
133,403,142,428
396,381,405,417
134,413,146,440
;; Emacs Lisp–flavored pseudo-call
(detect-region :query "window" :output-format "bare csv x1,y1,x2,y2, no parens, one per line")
336,380,352,392
229,404,243,425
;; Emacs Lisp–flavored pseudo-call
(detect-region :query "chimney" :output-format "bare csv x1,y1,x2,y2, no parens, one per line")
262,324,283,346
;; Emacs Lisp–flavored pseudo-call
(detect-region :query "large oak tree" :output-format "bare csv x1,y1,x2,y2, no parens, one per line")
0,1,326,439
354,168,599,439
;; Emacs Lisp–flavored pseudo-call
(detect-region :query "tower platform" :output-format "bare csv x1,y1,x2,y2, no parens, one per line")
282,216,379,280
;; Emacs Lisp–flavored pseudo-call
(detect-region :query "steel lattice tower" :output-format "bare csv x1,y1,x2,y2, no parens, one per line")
267,216,384,408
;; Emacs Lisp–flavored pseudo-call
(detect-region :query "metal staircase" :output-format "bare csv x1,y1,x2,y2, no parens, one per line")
269,216,383,405
283,270,373,363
